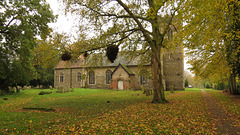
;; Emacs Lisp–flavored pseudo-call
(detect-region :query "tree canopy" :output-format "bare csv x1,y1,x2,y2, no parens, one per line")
0,0,56,92
178,0,240,94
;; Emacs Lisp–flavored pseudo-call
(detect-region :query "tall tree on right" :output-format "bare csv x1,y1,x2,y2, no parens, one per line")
178,0,240,95
225,0,240,95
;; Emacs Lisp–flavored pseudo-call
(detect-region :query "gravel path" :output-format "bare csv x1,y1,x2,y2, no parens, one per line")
201,89,240,135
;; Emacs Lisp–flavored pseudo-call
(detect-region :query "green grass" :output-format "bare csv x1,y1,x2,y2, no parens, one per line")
184,88,202,92
0,88,217,134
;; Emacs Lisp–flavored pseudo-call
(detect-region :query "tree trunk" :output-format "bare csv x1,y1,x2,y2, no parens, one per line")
15,84,20,93
221,80,226,90
229,73,238,95
151,50,168,103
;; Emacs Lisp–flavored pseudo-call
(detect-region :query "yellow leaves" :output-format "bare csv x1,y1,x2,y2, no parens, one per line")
52,91,214,134
146,7,157,20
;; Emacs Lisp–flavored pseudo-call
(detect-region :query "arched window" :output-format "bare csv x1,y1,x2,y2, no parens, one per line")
89,71,95,84
106,70,112,84
60,73,64,82
140,74,147,85
139,70,148,85
77,73,81,82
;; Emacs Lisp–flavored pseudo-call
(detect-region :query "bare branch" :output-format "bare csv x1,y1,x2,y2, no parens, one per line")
116,0,154,48
162,2,183,38
116,0,160,63
0,16,17,33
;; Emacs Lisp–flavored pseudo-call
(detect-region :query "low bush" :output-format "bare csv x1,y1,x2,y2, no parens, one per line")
71,87,75,92
39,91,52,95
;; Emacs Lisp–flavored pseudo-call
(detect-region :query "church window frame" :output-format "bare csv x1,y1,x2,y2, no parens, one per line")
140,74,147,85
106,70,112,84
77,72,81,82
139,69,148,85
89,70,95,84
60,73,64,82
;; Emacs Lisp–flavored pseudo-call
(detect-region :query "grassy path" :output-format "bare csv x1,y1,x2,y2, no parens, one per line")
202,89,240,135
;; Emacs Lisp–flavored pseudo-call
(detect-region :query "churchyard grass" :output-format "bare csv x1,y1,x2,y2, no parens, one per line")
0,88,223,134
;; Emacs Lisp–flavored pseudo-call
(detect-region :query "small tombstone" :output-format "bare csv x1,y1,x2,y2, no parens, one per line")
67,87,71,92
71,87,75,92
170,85,174,93
57,87,64,93
64,87,69,93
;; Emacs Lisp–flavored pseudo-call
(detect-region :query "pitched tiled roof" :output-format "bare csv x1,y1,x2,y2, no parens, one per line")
55,53,147,69
55,59,84,69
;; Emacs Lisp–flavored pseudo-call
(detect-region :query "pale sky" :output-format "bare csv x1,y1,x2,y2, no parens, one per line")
46,0,78,34
46,0,192,71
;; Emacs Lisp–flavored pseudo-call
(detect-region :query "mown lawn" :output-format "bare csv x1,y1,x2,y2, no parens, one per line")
0,88,216,134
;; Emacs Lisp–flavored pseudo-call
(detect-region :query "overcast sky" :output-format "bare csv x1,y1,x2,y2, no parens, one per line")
46,0,78,34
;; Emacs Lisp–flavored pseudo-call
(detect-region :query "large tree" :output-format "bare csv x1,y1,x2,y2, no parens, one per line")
0,0,55,92
8,59,34,92
178,0,240,94
225,0,240,94
63,0,184,103
31,33,67,88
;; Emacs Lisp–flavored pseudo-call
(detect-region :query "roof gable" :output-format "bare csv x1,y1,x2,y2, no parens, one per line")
112,63,135,76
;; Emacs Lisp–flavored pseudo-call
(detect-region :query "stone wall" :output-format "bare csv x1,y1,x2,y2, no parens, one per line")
111,65,132,90
54,65,154,90
54,48,185,91
54,69,71,89
86,67,115,89
163,46,184,90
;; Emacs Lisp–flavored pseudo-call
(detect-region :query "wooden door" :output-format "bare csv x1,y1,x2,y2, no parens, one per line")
118,80,123,90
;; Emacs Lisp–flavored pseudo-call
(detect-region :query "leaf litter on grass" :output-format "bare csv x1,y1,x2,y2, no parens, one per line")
1,89,216,134
49,92,216,134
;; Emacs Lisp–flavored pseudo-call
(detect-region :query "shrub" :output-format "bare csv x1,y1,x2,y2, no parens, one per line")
214,83,224,90
205,82,211,88
71,87,75,92
185,79,189,87
39,91,52,95
0,90,4,96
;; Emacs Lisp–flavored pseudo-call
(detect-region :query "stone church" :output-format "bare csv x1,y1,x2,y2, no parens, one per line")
54,47,184,91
